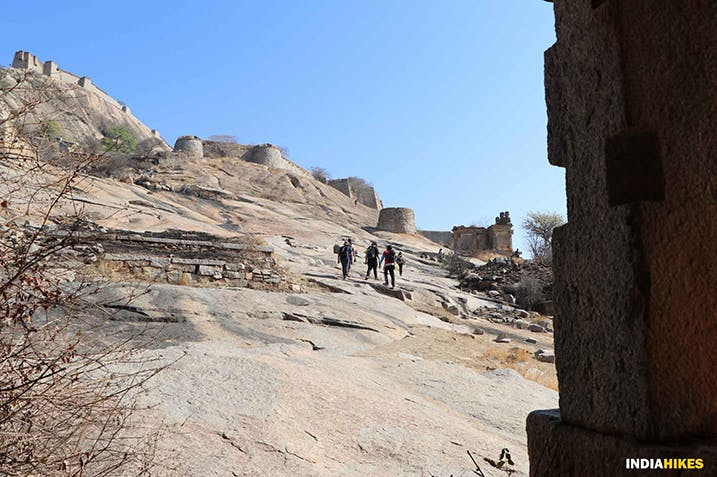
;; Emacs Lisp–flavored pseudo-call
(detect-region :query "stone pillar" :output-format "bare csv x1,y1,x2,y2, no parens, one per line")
528,2,717,476
78,76,92,87
173,135,204,158
377,208,416,234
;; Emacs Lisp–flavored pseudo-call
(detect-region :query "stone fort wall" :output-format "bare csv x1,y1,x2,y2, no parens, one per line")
451,211,513,256
10,50,169,149
13,51,122,109
327,178,383,210
377,207,416,234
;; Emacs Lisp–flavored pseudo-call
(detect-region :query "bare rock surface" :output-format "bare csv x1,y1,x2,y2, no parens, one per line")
0,138,557,476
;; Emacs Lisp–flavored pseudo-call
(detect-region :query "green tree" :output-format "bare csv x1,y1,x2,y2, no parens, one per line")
41,120,62,140
522,211,566,264
101,125,136,153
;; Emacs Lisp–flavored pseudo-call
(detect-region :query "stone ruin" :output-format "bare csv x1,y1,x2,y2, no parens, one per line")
59,228,286,289
173,135,204,158
376,207,416,234
451,211,513,256
528,2,717,476
327,178,383,210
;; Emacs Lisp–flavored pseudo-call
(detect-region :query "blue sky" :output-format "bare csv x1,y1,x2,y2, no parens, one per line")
1,1,563,252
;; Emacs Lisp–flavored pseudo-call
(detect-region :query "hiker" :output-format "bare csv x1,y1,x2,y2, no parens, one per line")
347,238,357,273
337,240,353,279
396,251,405,276
379,244,397,288
437,248,443,260
364,241,380,280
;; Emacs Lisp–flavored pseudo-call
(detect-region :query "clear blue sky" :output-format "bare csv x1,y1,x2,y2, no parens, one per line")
1,1,563,252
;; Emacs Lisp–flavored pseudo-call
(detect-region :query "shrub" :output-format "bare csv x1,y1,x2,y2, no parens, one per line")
101,125,136,153
311,166,331,184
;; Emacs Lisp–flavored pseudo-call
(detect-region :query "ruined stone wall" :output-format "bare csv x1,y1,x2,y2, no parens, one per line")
487,224,512,252
246,144,312,178
452,212,513,256
328,178,383,209
174,136,203,158
327,179,352,198
376,207,416,234
66,229,286,289
452,226,489,254
528,2,717,475
418,230,453,247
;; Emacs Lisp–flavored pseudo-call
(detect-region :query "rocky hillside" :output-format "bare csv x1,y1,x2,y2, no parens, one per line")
0,65,169,153
0,56,558,477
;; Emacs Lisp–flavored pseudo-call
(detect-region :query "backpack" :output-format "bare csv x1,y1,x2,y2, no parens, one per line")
396,254,405,265
366,246,377,260
386,249,396,264
339,245,352,261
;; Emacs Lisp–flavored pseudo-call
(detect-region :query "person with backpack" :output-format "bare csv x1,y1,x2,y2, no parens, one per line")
364,241,380,280
337,240,353,279
379,244,397,288
396,251,405,276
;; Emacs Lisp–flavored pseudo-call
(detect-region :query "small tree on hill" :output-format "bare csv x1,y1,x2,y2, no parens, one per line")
101,125,136,153
311,166,331,184
522,211,565,264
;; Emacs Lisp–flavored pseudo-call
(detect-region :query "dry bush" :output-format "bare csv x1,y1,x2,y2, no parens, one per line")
310,166,331,184
0,70,166,476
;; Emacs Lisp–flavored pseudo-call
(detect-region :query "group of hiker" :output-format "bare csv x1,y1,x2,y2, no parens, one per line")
337,239,405,288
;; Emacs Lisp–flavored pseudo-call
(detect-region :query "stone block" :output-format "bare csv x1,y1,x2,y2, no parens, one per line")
605,129,664,206
166,270,181,283
197,265,219,276
150,257,170,268
224,263,245,272
527,410,717,477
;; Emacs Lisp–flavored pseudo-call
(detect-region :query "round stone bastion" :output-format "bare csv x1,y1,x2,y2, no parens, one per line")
173,135,203,158
248,144,286,168
377,207,416,234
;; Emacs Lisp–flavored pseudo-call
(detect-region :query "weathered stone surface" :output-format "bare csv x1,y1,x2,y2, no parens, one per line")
531,3,717,474
528,410,717,477
536,352,554,364
528,324,545,333
286,295,311,306
514,319,531,330
197,265,220,276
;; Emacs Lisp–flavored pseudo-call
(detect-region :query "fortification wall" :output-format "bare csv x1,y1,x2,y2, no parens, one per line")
246,144,311,178
452,226,489,254
63,229,285,289
377,208,416,234
418,230,453,247
451,212,513,256
328,177,383,209
9,51,169,150
174,136,203,158
327,179,352,197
